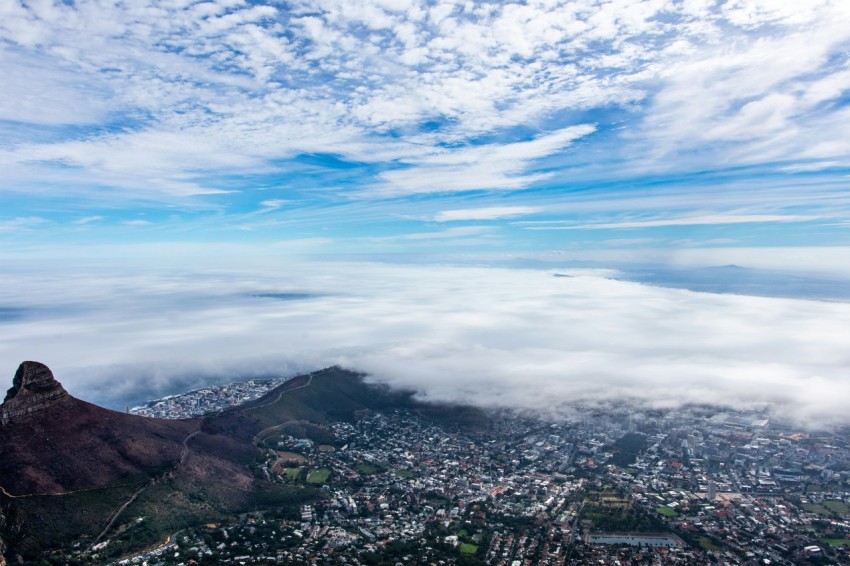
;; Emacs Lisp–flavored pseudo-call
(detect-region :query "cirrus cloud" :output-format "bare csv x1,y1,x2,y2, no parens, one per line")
434,206,541,222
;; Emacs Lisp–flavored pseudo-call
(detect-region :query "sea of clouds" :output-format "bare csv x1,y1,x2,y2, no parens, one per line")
2,262,849,428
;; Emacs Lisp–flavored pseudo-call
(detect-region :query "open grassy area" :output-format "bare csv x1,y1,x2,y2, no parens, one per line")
459,543,478,554
821,538,850,548
698,536,719,550
804,500,850,517
656,506,678,517
283,467,301,480
394,469,416,479
824,500,850,514
357,463,381,475
306,468,331,484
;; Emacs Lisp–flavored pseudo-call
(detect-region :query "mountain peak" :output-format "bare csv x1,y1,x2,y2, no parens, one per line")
1,361,69,425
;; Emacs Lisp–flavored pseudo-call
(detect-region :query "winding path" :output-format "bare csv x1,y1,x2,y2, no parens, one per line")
89,371,316,550
251,373,314,444
88,428,202,548
0,479,140,500
250,372,314,412
179,430,202,464
90,484,150,547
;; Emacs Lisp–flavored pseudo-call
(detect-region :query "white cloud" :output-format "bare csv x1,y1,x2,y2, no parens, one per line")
368,125,595,196
521,213,824,230
434,206,541,222
269,237,334,249
2,261,849,428
0,216,47,232
368,226,494,241
598,237,659,247
632,6,850,172
779,161,843,173
0,55,115,126
259,199,289,211
721,0,833,27
1,0,849,203
73,216,103,225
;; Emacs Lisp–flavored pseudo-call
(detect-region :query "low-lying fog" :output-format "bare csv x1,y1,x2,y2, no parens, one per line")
2,262,849,428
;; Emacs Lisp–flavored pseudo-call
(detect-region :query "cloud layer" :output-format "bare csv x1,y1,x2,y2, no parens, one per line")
2,0,849,203
2,262,849,428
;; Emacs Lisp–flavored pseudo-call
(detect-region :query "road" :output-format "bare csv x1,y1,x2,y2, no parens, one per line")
0,418,207,501
0,371,321,554
88,425,202,548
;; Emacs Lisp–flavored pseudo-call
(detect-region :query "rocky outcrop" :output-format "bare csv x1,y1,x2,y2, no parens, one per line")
1,361,70,425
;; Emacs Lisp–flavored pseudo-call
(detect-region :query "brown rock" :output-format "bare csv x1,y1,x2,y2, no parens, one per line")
1,362,69,425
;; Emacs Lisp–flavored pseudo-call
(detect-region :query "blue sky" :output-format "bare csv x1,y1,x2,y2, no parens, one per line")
4,1,850,424
2,0,850,270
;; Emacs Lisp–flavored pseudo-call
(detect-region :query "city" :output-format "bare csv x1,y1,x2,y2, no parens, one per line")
110,382,850,565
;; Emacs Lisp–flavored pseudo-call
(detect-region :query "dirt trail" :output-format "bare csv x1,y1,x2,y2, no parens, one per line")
90,372,316,546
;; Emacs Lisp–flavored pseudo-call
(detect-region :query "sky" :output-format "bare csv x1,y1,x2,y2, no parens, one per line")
2,1,850,426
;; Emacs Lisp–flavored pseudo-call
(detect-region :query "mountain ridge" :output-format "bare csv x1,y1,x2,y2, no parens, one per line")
0,361,485,563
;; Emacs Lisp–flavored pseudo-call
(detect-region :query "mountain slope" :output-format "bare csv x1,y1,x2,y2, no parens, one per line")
205,366,418,441
0,361,485,562
0,362,197,496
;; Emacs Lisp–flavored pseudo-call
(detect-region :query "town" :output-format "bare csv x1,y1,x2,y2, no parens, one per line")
128,378,290,419
113,384,850,565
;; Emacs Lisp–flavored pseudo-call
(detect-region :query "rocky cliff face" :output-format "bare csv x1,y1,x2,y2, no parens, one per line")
0,361,70,426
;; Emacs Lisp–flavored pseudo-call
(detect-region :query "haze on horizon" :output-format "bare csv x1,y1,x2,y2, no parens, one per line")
2,1,850,428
